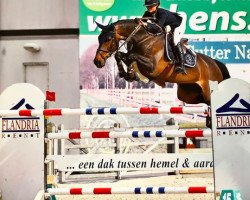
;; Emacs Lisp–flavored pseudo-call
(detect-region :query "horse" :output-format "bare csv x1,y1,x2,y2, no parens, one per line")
93,19,230,105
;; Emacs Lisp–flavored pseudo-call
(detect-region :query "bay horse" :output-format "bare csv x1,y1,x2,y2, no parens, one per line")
93,19,230,105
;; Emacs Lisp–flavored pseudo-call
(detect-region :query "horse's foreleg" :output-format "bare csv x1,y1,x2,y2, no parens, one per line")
121,55,137,82
129,54,155,73
115,52,127,78
115,52,136,81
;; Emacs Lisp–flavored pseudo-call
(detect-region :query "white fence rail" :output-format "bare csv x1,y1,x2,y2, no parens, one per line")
81,88,181,107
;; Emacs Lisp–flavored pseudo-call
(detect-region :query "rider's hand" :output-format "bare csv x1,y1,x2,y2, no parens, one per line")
139,20,147,27
134,18,141,24
134,18,147,27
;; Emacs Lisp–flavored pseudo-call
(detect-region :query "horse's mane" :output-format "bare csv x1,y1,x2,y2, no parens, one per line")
113,18,159,28
113,19,137,27
113,19,165,38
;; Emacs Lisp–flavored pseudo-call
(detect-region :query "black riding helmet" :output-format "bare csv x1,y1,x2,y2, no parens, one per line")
144,0,160,6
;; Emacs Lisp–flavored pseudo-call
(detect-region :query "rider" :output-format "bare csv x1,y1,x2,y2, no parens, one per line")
139,0,186,74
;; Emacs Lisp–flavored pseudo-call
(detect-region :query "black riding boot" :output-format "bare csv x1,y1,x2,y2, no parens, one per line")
175,42,187,74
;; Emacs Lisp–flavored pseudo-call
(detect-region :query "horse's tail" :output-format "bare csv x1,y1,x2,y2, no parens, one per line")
214,59,231,80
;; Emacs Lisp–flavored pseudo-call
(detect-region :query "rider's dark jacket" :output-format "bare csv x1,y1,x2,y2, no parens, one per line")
143,8,182,34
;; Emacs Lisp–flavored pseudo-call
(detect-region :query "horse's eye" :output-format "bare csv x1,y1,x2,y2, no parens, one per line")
106,37,113,42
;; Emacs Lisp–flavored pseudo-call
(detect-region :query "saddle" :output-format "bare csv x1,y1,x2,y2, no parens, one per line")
165,34,197,67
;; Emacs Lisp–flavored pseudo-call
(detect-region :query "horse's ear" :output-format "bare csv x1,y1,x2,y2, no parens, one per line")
95,21,114,31
95,21,106,30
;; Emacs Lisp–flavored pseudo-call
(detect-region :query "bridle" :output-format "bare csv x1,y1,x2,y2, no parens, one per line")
96,23,143,59
96,32,117,59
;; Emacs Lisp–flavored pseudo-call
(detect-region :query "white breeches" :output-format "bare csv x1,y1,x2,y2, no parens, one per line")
173,26,184,45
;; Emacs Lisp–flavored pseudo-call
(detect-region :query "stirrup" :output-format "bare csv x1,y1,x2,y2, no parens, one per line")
175,65,182,72
181,67,187,75
175,64,187,75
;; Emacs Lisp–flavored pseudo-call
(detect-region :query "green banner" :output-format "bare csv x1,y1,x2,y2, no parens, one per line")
79,0,250,35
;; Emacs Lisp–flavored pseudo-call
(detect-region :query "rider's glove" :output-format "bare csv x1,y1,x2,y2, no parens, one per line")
134,18,141,24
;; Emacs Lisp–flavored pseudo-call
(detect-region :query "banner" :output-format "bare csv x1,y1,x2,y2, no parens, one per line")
80,0,250,35
48,153,213,172
190,41,250,64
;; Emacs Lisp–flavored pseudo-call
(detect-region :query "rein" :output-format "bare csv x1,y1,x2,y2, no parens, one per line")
97,19,163,59
115,19,164,52
96,23,143,58
96,19,165,71
113,23,142,55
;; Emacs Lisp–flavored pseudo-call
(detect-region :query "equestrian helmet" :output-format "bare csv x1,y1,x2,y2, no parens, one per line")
144,0,160,6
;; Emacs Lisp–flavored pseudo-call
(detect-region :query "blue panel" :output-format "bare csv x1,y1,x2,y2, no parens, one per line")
189,41,250,64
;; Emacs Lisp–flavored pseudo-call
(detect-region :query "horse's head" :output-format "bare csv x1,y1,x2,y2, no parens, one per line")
94,22,118,68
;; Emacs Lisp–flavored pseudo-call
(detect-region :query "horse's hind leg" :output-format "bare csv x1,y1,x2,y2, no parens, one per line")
177,84,205,104
198,82,211,105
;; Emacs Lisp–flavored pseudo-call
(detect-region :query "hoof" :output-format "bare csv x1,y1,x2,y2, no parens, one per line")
119,72,125,78
124,73,136,82
124,76,135,82
124,77,134,82
115,52,122,60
